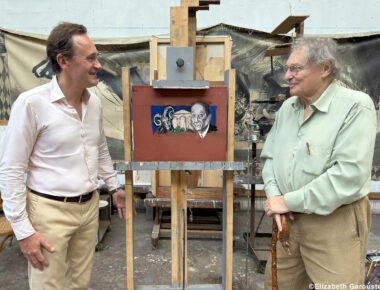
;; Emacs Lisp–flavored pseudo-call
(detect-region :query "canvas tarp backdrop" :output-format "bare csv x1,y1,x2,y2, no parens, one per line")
1,23,380,179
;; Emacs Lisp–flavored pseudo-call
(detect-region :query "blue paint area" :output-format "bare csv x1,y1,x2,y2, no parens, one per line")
151,105,217,134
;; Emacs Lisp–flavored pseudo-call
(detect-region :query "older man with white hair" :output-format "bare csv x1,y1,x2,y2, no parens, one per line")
262,37,377,289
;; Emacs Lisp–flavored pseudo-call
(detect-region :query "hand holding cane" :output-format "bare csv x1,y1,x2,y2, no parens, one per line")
271,214,291,290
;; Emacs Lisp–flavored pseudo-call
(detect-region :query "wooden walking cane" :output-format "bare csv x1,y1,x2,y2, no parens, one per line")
271,214,291,290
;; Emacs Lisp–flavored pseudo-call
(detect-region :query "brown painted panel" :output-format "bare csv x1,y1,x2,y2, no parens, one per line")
132,85,227,161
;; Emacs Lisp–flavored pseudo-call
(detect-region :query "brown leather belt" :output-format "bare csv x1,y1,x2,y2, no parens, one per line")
30,189,94,203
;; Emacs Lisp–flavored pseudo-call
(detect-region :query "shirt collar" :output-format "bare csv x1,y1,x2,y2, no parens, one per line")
50,75,66,103
50,75,91,104
291,80,337,113
310,81,336,113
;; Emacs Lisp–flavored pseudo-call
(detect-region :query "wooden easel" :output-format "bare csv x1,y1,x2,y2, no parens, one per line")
119,1,242,289
148,34,234,245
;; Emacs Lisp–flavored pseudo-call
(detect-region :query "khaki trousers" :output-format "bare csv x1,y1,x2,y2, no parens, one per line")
26,189,99,290
264,196,371,290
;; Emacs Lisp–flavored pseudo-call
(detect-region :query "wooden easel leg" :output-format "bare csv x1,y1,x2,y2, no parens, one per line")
222,171,234,290
171,170,188,288
122,67,134,290
125,170,134,290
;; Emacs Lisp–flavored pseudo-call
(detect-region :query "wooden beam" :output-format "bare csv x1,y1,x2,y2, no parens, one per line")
161,229,222,239
145,197,242,210
150,37,158,83
225,69,236,290
225,170,234,290
189,10,197,79
122,67,134,290
156,186,246,199
171,171,179,286
171,171,188,288
224,37,232,71
227,69,236,161
170,6,190,47
295,21,305,36
181,0,199,6
369,192,380,199
271,15,309,34
264,45,291,57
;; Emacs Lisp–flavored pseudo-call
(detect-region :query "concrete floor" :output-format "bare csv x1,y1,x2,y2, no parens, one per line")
1,208,380,290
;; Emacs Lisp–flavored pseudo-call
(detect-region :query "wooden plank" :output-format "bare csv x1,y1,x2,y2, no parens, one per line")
155,37,229,83
170,170,188,288
156,36,229,44
151,171,159,196
122,67,134,290
224,37,231,71
160,229,222,239
159,170,171,186
144,197,241,210
227,69,236,161
123,68,132,159
369,192,380,199
189,10,197,80
202,170,223,187
296,21,305,36
225,69,235,290
181,0,199,6
160,186,224,199
161,223,222,231
150,37,158,84
225,171,234,290
264,45,291,57
156,186,246,199
157,44,168,80
195,44,207,80
186,170,202,188
180,171,188,287
171,170,180,287
204,57,225,81
271,15,309,34
0,120,8,126
170,6,189,47
162,214,220,225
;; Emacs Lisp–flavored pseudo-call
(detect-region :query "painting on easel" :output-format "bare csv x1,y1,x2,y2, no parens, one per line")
151,102,217,138
132,85,228,161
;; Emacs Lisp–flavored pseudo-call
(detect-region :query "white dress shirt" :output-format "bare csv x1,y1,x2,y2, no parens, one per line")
0,76,120,240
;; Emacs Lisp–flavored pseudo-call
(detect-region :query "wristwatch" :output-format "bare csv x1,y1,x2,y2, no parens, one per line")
109,186,123,195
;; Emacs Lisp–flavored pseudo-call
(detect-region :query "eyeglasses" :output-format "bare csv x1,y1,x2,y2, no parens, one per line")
285,64,306,75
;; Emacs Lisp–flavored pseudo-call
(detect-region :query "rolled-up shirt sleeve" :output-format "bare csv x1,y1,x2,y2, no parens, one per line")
0,98,39,240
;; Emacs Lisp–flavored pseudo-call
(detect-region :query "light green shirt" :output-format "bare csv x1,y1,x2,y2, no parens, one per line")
261,81,377,215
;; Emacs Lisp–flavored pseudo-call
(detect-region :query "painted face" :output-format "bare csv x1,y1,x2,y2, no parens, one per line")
284,47,325,99
190,103,211,131
65,34,102,89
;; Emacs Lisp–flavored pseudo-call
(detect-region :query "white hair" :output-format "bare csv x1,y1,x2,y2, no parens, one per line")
291,37,340,79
